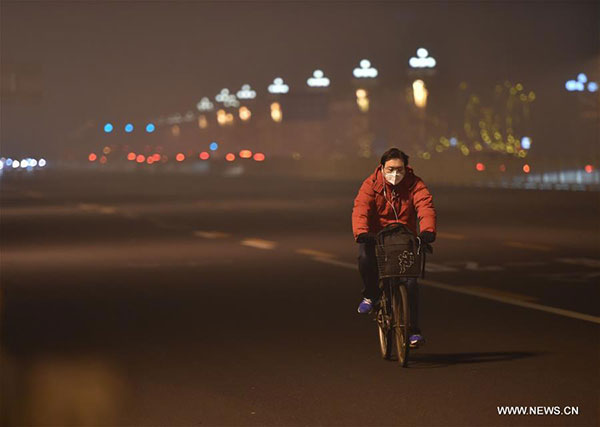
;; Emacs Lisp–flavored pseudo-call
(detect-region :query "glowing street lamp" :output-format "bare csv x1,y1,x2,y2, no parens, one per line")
356,89,369,112
307,70,330,88
271,102,282,122
215,88,240,107
412,79,428,108
236,84,257,100
409,48,436,69
268,77,289,94
353,59,378,78
565,73,598,92
239,106,252,121
196,97,215,112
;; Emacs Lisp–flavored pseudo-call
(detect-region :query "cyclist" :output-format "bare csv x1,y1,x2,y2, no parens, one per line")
352,148,436,347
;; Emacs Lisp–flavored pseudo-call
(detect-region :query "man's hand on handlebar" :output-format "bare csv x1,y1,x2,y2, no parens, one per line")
356,232,377,244
418,231,436,244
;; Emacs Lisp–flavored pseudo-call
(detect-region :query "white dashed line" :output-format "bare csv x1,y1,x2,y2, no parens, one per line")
240,239,277,250
193,231,231,239
310,254,600,324
296,248,335,258
555,258,600,268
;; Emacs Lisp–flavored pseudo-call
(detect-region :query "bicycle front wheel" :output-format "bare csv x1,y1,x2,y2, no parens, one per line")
376,284,394,360
392,283,411,367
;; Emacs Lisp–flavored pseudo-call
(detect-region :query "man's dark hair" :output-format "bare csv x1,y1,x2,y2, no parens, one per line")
380,148,409,166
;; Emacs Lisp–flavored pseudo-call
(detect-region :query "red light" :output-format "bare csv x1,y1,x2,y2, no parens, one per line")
127,152,136,161
199,151,210,160
88,153,97,162
499,164,506,172
585,164,593,173
476,162,485,171
99,155,107,164
152,153,161,161
253,152,265,162
225,153,235,162
176,153,185,162
239,149,252,159
523,164,531,173
147,157,154,164
136,154,145,163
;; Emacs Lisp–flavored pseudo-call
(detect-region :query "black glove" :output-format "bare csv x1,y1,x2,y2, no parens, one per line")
356,232,377,244
419,231,436,244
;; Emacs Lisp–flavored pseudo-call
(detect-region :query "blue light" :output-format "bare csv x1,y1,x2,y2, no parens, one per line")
588,82,598,92
6,158,13,166
125,123,134,133
450,137,457,147
577,73,587,83
104,123,114,133
209,142,219,151
521,136,531,150
146,123,155,133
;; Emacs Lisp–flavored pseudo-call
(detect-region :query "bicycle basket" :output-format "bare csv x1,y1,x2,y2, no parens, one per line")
375,223,426,278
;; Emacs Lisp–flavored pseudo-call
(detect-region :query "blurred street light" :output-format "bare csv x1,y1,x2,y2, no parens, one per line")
565,73,598,92
412,79,428,108
103,123,113,133
355,89,369,112
196,97,215,112
124,123,134,133
307,70,330,87
237,84,257,100
215,89,240,107
198,115,208,129
270,102,282,122
268,77,289,94
353,59,378,78
239,106,252,121
145,123,155,133
409,48,436,69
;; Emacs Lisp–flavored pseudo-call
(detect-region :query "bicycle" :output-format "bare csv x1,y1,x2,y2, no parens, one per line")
372,223,431,367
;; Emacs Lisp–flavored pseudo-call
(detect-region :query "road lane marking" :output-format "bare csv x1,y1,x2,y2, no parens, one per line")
421,279,600,324
77,203,117,214
240,239,277,250
296,248,335,258
193,231,231,239
556,258,600,268
310,255,600,324
437,232,466,240
504,241,554,252
505,261,548,267
464,286,537,302
465,261,504,271
425,262,460,273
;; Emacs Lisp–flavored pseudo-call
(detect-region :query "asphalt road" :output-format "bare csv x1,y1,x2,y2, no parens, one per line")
1,171,599,426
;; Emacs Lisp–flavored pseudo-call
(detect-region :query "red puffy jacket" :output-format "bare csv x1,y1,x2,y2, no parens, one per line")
352,166,436,241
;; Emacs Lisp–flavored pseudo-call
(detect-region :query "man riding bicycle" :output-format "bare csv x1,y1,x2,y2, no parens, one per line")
351,148,437,348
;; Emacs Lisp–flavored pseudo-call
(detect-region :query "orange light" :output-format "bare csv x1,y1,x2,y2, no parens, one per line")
152,153,161,161
88,153,97,162
147,157,154,164
584,164,593,173
136,154,145,163
127,152,136,161
176,153,185,162
476,162,485,171
225,153,235,162
499,164,506,172
523,164,530,173
99,155,107,164
253,152,265,162
239,149,252,159
199,151,210,160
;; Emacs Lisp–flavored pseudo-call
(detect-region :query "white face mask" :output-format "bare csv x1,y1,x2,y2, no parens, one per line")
384,169,404,185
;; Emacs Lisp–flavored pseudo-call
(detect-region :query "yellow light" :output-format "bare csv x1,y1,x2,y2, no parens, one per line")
435,145,444,153
528,91,536,101
226,113,234,125
515,83,523,91
217,109,227,126
506,145,515,153
519,94,527,102
102,146,111,154
356,89,367,98
198,115,208,129
474,143,483,151
412,79,428,108
357,97,369,112
422,152,431,160
518,150,527,158
239,106,251,121
271,102,282,122
460,146,470,156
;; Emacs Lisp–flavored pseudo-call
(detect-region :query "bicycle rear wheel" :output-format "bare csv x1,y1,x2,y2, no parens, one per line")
376,283,393,359
392,283,410,367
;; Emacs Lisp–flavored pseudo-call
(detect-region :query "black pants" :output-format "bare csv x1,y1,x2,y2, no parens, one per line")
357,243,421,334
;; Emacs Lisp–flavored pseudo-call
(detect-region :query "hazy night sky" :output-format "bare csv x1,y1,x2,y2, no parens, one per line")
1,1,598,158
